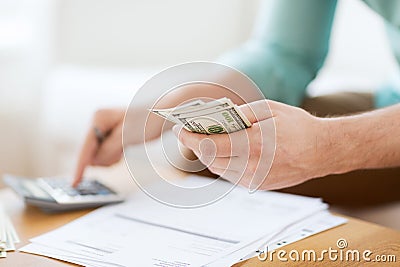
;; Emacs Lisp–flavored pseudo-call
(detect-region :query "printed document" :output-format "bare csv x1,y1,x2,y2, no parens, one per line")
20,175,346,266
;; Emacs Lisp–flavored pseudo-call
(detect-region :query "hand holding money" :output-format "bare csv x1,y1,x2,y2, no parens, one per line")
150,98,252,134
173,99,349,192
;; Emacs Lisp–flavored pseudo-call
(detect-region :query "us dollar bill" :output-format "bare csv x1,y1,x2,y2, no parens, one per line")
149,98,252,134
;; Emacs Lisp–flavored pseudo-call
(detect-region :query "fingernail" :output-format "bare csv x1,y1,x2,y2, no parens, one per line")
248,186,257,194
172,125,180,136
248,177,262,194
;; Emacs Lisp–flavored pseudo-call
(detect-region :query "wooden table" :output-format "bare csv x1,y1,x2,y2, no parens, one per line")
1,188,399,267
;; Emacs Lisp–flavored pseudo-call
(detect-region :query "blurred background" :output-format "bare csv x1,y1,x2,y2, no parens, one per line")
0,0,399,181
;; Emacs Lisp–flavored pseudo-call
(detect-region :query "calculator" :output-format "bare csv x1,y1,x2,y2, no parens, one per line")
3,175,124,212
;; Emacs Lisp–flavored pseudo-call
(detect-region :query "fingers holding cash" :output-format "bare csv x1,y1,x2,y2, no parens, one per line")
152,98,274,161
164,98,276,190
150,97,252,134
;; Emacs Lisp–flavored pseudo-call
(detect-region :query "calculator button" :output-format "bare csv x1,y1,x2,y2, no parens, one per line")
64,189,79,196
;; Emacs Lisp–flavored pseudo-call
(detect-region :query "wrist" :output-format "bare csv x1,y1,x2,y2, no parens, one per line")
317,116,364,176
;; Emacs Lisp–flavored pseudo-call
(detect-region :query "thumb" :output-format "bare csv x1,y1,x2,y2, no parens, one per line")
239,99,274,124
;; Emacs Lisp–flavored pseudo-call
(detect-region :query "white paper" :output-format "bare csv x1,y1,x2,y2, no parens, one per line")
20,175,346,266
207,211,347,266
0,204,20,254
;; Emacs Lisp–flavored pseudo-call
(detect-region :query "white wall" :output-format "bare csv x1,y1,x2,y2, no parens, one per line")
55,0,260,67
54,0,399,91
0,0,56,180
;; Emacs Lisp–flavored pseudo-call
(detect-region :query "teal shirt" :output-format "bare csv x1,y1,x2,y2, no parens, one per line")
219,0,400,108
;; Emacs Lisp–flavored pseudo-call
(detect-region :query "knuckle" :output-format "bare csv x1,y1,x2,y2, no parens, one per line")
245,161,258,174
250,143,262,156
252,123,262,137
94,109,108,119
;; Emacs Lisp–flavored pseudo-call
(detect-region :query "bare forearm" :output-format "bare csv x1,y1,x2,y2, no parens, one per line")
321,104,400,175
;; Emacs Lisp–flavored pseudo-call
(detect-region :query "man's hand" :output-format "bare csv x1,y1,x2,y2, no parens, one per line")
173,100,331,191
73,109,125,187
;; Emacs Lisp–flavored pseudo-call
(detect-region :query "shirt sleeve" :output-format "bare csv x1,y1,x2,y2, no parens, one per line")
218,0,338,106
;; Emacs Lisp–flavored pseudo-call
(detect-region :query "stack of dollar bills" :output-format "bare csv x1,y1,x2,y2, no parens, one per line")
0,204,19,258
150,97,252,134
